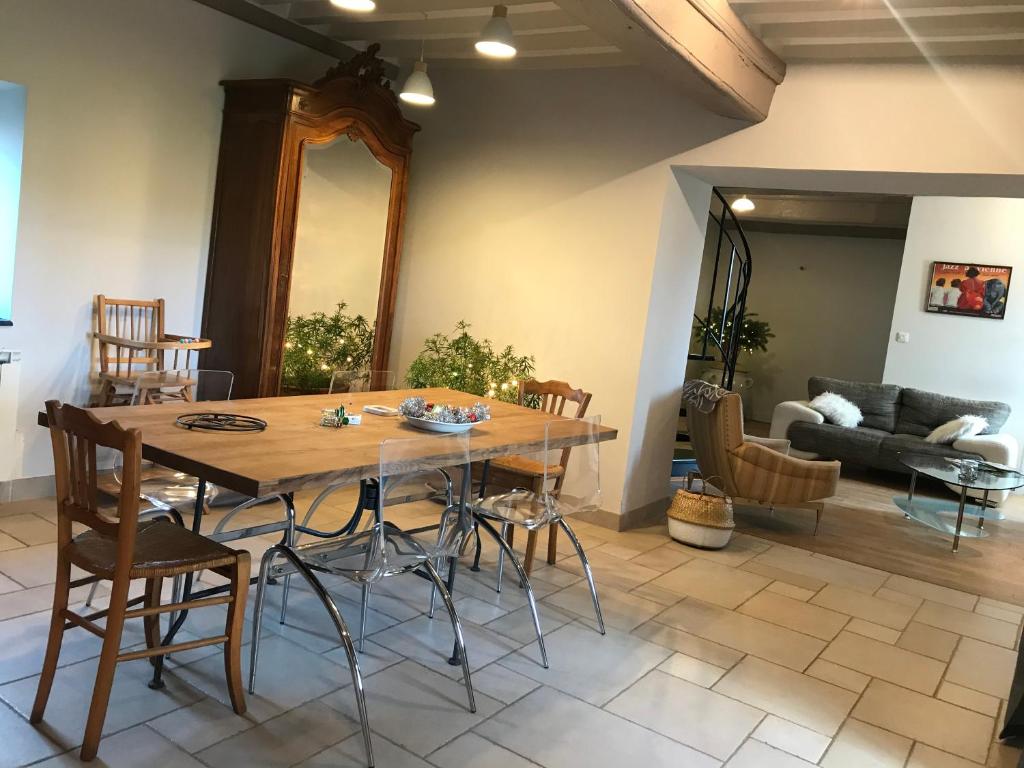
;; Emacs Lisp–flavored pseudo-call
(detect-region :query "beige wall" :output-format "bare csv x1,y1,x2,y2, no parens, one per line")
0,0,332,481
884,197,1024,442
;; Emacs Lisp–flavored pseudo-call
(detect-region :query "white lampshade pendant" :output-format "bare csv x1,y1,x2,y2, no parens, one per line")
476,5,517,58
731,195,755,213
330,0,376,12
400,61,435,106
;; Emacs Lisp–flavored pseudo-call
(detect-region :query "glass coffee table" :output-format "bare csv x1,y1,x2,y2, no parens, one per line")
895,453,1024,553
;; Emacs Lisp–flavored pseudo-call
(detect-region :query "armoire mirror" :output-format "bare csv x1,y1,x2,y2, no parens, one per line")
200,46,420,398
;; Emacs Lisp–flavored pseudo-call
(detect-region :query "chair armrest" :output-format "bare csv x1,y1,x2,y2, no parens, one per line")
953,433,1020,468
745,434,791,455
770,400,823,440
730,442,840,504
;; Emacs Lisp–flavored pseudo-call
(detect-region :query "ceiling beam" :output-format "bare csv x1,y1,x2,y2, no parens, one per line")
352,27,610,57
557,0,786,122
749,5,1024,38
731,0,1017,14
289,0,550,23
771,30,1024,58
326,9,577,40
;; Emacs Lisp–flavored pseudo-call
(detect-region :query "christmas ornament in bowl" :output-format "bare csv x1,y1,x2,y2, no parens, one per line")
398,397,490,433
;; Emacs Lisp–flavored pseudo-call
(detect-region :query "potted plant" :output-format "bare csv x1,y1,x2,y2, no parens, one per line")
281,302,374,394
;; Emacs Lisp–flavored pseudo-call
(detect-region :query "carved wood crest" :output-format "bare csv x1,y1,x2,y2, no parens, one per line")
314,43,392,92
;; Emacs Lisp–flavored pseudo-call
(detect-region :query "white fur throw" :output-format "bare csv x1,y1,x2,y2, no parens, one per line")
809,392,863,428
926,415,989,444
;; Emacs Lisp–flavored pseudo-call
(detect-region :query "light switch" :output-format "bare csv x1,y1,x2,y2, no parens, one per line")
895,331,910,343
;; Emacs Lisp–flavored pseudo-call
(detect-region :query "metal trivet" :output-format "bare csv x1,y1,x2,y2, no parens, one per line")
175,413,267,432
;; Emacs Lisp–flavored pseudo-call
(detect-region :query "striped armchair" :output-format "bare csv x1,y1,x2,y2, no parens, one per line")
688,391,840,534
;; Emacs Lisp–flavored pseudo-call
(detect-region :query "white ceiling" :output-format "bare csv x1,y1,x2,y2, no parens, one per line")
246,0,632,68
728,0,1024,61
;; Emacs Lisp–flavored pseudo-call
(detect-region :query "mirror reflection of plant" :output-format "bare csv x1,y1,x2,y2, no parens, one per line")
405,321,536,404
282,302,375,392
693,307,774,355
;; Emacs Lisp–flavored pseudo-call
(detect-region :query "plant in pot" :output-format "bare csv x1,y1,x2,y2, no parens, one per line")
405,321,536,404
281,302,375,394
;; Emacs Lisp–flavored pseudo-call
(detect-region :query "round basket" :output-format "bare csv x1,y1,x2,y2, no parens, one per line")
667,476,735,550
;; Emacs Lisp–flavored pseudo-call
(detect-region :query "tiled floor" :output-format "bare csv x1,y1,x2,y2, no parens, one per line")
0,492,1022,767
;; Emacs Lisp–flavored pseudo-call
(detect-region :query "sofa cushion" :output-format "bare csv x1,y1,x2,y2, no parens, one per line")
808,377,902,432
788,422,889,465
877,433,984,473
895,388,1010,437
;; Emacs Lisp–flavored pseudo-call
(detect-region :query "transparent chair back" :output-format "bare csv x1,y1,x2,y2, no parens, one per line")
328,370,396,394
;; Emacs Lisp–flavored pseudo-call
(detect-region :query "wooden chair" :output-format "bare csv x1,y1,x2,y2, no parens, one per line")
94,296,212,406
480,379,592,574
32,401,249,762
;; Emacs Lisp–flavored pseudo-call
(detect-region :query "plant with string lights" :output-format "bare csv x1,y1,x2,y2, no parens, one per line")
281,303,375,393
693,307,774,355
405,320,535,404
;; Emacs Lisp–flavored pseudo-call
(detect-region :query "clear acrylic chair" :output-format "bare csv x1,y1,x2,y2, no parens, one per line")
250,432,477,768
473,416,606,668
328,369,397,394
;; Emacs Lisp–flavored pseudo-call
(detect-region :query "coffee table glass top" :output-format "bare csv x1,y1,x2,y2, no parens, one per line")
898,453,1024,492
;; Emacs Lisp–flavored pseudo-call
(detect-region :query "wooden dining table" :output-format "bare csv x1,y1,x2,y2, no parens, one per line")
40,387,617,683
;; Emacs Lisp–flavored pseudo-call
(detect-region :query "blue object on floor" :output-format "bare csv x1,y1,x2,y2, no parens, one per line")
671,458,699,477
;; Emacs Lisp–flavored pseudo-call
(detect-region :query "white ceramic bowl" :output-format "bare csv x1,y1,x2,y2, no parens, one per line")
402,415,483,433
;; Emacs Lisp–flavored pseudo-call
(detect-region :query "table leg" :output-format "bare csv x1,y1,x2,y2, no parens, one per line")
448,461,473,666
979,489,989,530
470,461,490,572
906,469,918,519
150,478,207,689
953,484,968,554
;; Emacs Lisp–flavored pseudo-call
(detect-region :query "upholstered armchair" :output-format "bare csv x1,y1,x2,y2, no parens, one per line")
688,391,841,533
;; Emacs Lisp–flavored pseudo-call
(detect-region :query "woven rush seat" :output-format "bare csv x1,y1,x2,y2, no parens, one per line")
489,455,564,480
67,519,238,578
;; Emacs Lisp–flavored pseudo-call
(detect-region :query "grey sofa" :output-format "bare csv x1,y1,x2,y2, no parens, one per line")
770,377,1019,503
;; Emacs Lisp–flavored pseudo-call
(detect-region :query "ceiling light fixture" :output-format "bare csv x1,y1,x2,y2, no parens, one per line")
400,16,436,106
330,0,376,13
731,195,755,213
475,5,517,58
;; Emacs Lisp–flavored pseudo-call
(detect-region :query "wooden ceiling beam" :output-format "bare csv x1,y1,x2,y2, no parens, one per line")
772,30,1024,58
288,0,549,23
731,0,1018,14
326,9,577,40
356,27,609,55
749,5,1024,37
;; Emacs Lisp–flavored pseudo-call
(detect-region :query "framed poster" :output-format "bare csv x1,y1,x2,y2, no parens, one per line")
925,262,1011,319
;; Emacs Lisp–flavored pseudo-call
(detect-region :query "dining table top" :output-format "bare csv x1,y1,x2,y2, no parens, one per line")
41,388,617,498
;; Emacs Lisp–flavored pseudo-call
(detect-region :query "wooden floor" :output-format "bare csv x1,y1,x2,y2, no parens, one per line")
734,465,1024,606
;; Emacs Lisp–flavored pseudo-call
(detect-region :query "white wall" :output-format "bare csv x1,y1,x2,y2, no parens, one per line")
0,82,26,322
739,230,905,422
0,0,332,481
883,197,1024,441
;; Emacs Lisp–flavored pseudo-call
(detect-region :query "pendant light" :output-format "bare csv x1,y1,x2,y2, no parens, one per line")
476,5,517,58
400,16,436,106
731,195,755,213
330,0,376,11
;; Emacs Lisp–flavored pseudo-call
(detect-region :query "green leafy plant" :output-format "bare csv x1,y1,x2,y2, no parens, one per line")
405,321,536,404
281,302,375,392
693,307,774,354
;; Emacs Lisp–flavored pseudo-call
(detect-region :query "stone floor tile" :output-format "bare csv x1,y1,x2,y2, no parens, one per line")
0,698,64,767
897,621,960,661
483,601,576,645
0,532,22,552
974,602,1021,624
726,739,816,767
853,679,994,763
748,549,886,594
680,533,769,568
766,581,817,602
543,581,661,631
713,656,857,736
875,587,925,609
906,743,985,767
30,725,204,767
945,637,1017,699
657,652,728,687
884,574,978,611
752,715,831,763
804,659,870,693
845,618,901,643
811,584,915,630
821,631,945,694
631,619,745,669
429,732,536,768
147,696,254,754
628,543,693,572
936,681,1000,717
819,718,911,767
459,662,539,704
738,590,849,640
477,685,720,768
740,561,827,593
915,601,1018,648
978,596,1024,619
656,599,826,671
0,514,57,547
553,549,662,593
650,558,770,609
299,732,431,768
0,609,104,685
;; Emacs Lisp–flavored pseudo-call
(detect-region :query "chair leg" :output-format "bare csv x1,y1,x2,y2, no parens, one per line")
546,525,558,565
358,583,371,652
143,577,163,669
476,516,548,668
495,522,509,593
422,560,476,713
30,555,72,724
558,518,605,635
80,573,131,762
84,579,101,608
249,549,273,695
813,502,824,535
222,553,249,715
523,530,538,576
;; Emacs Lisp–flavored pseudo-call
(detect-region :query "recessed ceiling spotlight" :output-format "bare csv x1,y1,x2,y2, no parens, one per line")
731,195,755,213
330,0,376,12
475,5,517,58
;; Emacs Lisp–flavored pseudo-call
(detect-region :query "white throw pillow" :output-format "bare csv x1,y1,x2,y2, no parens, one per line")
925,415,989,444
809,392,863,428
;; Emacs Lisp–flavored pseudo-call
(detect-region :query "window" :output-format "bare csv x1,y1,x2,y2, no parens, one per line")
0,81,26,326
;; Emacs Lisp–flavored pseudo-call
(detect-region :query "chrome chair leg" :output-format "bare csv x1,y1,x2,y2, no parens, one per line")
358,582,371,652
280,495,297,624
476,516,548,668
251,546,374,767
495,522,509,594
422,560,476,712
428,507,452,619
558,518,605,635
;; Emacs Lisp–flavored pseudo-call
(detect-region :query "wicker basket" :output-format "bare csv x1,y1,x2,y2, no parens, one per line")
667,476,735,549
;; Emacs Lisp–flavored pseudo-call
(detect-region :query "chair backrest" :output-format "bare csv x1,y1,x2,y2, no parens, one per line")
520,379,591,418
329,370,396,394
131,369,234,405
45,400,142,556
542,415,602,512
686,391,745,496
95,295,165,376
